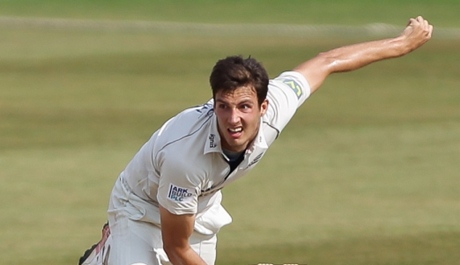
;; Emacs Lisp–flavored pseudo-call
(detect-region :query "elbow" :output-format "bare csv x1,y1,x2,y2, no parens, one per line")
163,243,174,257
163,239,179,257
292,53,336,93
163,244,181,264
317,52,355,73
314,52,341,73
163,242,191,264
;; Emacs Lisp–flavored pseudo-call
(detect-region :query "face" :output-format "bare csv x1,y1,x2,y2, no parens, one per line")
214,86,268,153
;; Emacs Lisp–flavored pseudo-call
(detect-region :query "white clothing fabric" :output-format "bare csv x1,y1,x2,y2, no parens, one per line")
105,71,311,264
107,177,217,265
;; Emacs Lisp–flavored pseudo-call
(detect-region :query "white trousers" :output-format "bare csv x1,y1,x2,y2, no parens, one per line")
106,177,218,265
107,209,217,265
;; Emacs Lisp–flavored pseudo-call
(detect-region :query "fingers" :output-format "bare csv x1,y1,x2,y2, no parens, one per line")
405,16,433,39
423,18,434,38
408,16,425,28
410,16,434,35
407,17,416,27
399,16,433,51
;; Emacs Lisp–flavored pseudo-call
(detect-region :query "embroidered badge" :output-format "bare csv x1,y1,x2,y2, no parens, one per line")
282,79,303,99
167,184,194,202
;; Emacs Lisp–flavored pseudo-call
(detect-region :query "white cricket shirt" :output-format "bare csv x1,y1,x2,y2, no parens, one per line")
113,71,311,235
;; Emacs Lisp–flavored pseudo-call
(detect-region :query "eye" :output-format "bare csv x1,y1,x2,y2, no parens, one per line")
217,103,228,110
239,104,252,111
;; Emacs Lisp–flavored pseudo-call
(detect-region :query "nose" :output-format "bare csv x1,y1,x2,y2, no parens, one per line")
227,108,240,125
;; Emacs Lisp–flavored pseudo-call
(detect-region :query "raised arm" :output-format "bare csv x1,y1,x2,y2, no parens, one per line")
160,205,207,265
294,16,433,94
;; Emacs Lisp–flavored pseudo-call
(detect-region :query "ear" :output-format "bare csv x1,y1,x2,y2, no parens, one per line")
260,99,269,116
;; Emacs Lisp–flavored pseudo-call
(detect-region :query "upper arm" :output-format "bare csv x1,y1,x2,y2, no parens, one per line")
160,205,195,251
293,54,333,95
160,205,209,264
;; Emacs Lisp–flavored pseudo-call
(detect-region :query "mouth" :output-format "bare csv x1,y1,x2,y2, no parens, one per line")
227,127,243,138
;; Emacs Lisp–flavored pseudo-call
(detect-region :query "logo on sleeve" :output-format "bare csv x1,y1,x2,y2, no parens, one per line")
167,184,194,202
282,79,303,99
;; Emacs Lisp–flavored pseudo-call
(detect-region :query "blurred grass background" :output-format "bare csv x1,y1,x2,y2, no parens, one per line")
0,1,459,264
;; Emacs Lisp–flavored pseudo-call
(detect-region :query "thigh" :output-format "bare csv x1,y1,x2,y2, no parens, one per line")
189,232,217,265
108,212,169,265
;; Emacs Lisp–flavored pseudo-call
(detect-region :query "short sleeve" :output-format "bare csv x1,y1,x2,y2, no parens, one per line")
271,71,311,108
156,155,201,215
265,71,311,132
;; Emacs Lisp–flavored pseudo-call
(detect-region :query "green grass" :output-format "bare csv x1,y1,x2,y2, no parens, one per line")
0,1,459,265
1,0,460,27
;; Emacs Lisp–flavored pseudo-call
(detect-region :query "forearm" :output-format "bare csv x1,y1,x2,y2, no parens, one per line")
159,206,207,265
294,16,433,93
318,35,411,73
165,246,207,265
294,36,411,91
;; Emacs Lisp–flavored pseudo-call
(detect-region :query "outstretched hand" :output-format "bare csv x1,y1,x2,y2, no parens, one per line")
400,16,433,51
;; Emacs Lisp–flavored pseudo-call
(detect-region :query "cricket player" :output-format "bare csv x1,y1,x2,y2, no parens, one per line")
79,16,433,265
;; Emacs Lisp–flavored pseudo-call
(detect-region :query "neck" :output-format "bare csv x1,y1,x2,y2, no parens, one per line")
223,149,244,162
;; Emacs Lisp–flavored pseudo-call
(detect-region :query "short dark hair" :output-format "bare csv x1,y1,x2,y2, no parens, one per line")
209,55,269,106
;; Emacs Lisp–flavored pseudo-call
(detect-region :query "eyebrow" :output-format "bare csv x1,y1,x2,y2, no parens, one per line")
215,99,255,105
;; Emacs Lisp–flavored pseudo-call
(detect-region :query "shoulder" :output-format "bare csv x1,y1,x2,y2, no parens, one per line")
261,72,311,133
268,71,311,103
152,102,215,173
156,102,214,148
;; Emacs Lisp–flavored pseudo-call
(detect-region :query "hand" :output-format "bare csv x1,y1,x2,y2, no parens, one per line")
400,16,433,51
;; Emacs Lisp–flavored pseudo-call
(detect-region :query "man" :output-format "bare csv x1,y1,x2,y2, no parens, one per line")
79,16,433,265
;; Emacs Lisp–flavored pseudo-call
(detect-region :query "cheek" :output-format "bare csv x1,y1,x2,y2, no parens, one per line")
215,111,226,122
243,114,260,127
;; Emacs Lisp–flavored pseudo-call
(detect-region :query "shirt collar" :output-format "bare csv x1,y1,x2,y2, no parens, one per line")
204,114,223,154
